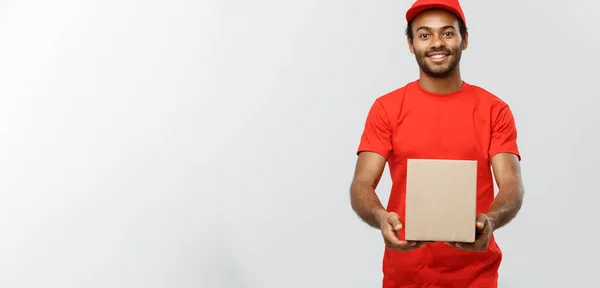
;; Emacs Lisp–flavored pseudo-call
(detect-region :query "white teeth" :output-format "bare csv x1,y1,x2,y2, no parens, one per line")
431,54,446,59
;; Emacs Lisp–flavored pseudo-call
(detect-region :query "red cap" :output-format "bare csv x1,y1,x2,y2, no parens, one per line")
405,0,466,25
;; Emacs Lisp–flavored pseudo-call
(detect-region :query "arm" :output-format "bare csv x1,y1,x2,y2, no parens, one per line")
349,152,388,229
351,98,393,229
351,152,429,251
487,152,524,231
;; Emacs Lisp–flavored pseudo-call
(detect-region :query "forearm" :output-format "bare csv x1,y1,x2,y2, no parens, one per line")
350,181,387,229
486,181,524,231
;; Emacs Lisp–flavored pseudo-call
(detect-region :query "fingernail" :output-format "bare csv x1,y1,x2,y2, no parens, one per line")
456,243,462,248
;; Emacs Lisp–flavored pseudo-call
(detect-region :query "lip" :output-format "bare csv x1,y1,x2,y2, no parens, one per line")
427,52,450,63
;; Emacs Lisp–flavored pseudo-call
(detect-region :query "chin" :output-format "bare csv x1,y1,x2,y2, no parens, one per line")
426,66,451,75
424,67,454,78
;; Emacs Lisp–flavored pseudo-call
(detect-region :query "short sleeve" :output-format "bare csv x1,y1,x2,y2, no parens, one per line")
489,104,521,161
356,99,393,159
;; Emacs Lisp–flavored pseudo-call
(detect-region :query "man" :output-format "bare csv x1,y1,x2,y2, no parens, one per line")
349,0,524,287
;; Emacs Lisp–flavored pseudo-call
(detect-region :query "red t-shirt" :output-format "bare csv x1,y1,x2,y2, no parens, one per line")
357,80,521,288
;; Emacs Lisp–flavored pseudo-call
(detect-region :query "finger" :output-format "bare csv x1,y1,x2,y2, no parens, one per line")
476,221,484,230
471,236,489,251
445,241,472,251
404,240,431,246
457,242,474,250
388,240,424,251
386,240,412,251
452,236,487,251
444,241,460,249
413,241,429,248
459,243,485,251
472,225,492,250
475,215,488,230
382,230,405,246
476,217,488,230
387,212,403,231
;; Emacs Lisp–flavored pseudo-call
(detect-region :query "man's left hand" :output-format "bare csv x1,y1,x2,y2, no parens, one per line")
445,214,494,252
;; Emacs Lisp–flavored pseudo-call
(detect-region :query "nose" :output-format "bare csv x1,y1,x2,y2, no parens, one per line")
430,35,445,49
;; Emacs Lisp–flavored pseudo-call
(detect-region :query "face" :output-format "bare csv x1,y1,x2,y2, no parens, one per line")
408,9,468,78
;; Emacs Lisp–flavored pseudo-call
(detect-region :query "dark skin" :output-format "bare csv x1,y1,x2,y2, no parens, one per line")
350,151,431,252
446,153,524,251
408,9,468,94
350,9,524,252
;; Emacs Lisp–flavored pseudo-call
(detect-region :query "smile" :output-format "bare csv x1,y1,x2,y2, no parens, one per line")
428,53,449,63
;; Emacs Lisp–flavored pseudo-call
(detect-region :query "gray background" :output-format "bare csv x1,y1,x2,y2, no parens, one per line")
0,0,597,287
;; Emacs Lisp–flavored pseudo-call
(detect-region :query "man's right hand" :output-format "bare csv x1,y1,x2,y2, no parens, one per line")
377,210,431,252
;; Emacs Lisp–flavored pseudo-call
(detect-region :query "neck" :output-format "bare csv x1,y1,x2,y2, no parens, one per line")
418,67,463,94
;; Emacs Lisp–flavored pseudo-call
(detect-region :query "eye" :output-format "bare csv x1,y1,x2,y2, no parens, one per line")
443,32,454,37
419,34,430,39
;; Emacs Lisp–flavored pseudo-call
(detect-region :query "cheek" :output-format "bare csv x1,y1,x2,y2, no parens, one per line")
409,43,418,53
412,45,427,56
451,41,463,51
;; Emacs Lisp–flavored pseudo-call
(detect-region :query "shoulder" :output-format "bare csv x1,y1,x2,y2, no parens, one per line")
372,80,416,108
466,83,517,125
466,83,511,109
365,81,416,123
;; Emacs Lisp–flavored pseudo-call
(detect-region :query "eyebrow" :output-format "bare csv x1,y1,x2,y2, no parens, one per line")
416,25,456,32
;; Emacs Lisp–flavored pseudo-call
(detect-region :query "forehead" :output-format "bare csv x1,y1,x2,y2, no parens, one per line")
411,9,460,29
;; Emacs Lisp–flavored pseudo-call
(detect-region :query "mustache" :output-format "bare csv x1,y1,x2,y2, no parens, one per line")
425,48,452,56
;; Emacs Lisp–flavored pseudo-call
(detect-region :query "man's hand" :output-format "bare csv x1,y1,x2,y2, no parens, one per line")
378,211,431,252
445,214,494,252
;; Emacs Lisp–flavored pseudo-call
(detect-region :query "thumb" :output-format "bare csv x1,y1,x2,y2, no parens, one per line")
476,217,486,230
388,212,403,231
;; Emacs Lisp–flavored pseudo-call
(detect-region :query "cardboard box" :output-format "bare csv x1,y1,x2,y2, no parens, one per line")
404,159,477,243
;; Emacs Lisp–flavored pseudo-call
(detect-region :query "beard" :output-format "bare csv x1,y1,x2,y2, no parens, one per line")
415,46,462,78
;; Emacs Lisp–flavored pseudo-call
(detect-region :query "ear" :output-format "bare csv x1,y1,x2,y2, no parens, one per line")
461,32,469,50
408,37,415,54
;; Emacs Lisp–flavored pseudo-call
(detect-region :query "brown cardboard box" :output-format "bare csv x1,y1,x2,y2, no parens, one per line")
404,159,477,243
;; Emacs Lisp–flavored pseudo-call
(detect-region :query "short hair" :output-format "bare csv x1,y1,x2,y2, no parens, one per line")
405,17,468,42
